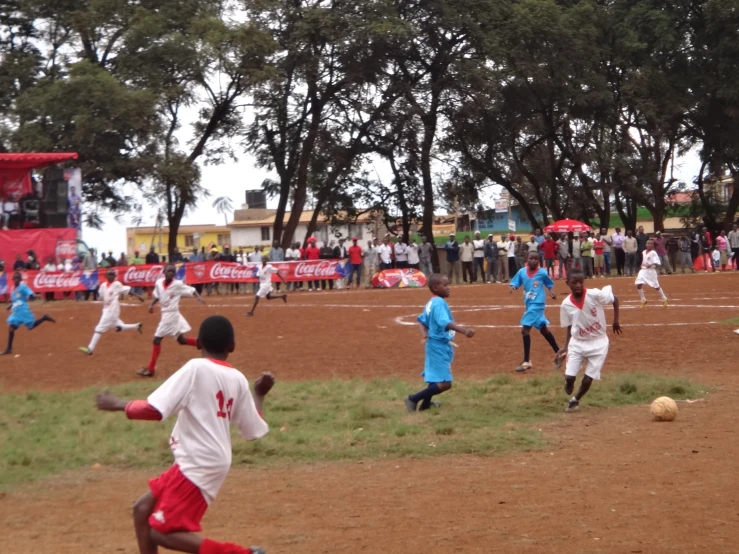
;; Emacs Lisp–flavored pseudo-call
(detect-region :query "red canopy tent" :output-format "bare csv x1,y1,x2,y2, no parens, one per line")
543,219,592,234
0,152,78,200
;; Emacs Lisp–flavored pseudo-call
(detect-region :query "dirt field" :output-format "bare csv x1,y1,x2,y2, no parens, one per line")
3,272,739,553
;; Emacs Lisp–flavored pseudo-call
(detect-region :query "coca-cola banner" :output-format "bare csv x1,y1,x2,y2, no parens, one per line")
0,228,78,269
0,260,348,294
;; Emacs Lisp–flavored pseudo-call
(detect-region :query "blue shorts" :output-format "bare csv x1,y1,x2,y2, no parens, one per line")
8,311,35,330
521,306,549,330
421,339,454,383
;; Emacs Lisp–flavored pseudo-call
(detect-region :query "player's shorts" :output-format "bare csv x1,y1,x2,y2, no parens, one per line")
521,306,549,330
94,309,123,333
155,312,191,338
422,339,454,383
148,464,208,534
565,337,609,380
7,311,35,330
256,282,273,298
635,268,660,288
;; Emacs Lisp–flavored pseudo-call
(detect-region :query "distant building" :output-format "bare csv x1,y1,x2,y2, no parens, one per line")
126,224,231,257
228,208,385,246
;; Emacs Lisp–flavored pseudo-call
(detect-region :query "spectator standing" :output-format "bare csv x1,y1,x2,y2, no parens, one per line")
42,257,56,301
534,228,545,263
699,229,712,272
507,234,517,280
407,240,420,270
515,236,527,271
363,239,378,286
303,238,321,291
419,236,434,277
444,234,462,284
652,232,671,274
728,224,739,270
571,233,582,272
378,237,393,271
130,250,145,265
347,237,364,289
105,251,117,267
635,226,648,267
665,234,679,273
496,235,509,283
25,250,40,270
611,227,625,276
83,249,99,301
717,231,729,271
285,242,301,291
623,230,637,276
484,234,498,283
677,235,693,273
320,241,336,291
472,231,485,282
580,233,593,278
99,253,110,268
394,238,409,269
145,246,159,265
268,240,285,291
460,236,474,283
541,233,558,277
557,232,570,279
117,252,128,267
171,248,184,263
592,233,604,278
601,227,612,275
525,236,537,263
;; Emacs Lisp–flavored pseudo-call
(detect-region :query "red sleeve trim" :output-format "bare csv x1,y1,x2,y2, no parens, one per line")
125,400,163,421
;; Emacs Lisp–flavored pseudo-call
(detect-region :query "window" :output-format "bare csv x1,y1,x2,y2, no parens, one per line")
217,234,230,246
347,224,363,239
184,235,194,247
260,226,270,241
318,225,329,244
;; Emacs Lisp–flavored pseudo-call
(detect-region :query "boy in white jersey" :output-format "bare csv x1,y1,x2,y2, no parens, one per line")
137,264,206,377
246,258,287,317
79,269,145,355
556,268,622,413
97,315,272,554
635,239,668,308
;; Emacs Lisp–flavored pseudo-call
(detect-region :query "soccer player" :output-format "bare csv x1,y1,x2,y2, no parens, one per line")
556,268,622,413
404,274,475,413
1,272,55,355
246,258,287,317
79,269,145,355
510,250,561,373
96,315,272,554
137,264,205,377
635,238,668,308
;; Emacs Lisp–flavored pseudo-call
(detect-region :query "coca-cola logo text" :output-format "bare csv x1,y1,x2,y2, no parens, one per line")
33,271,83,289
56,241,77,258
124,265,164,284
209,262,256,280
293,261,338,278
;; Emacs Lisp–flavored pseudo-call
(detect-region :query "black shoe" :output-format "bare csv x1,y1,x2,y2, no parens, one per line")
137,368,155,377
44,314,56,323
246,312,254,317
404,396,418,413
565,398,579,413
0,349,11,356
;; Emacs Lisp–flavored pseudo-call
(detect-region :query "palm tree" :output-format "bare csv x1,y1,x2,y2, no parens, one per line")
213,196,234,226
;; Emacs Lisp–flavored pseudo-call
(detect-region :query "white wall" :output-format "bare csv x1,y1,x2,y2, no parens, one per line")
230,222,379,247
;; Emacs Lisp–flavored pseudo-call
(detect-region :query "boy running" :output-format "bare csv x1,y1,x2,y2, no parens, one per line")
137,264,205,377
635,239,668,308
246,259,287,317
1,272,55,355
96,315,272,554
79,269,145,355
510,251,561,373
404,274,474,412
556,268,622,412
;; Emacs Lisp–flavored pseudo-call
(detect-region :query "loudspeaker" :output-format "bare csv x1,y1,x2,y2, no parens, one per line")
43,213,68,228
22,199,40,225
42,169,68,215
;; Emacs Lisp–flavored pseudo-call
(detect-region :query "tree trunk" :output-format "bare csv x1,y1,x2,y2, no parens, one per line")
167,200,186,259
722,171,739,229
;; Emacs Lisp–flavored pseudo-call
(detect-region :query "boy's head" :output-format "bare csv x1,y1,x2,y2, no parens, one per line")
198,315,235,356
106,269,116,283
566,268,585,296
164,263,176,281
646,239,654,251
526,250,539,269
12,272,22,286
428,273,451,298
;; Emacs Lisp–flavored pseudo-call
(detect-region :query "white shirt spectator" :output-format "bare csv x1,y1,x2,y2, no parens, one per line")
378,244,392,265
507,240,516,258
285,248,300,261
472,238,485,258
43,262,56,272
460,242,474,262
394,242,409,262
407,243,420,265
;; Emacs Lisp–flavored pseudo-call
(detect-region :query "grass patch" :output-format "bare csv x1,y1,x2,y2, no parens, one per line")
0,374,705,489
720,317,739,326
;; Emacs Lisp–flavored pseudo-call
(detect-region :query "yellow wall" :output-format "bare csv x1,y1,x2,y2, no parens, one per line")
128,228,231,256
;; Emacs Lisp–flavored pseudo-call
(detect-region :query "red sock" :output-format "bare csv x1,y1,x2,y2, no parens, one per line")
147,344,161,371
200,538,254,554
185,337,197,347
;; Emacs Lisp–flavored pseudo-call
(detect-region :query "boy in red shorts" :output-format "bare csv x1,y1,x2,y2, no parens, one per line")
96,315,273,554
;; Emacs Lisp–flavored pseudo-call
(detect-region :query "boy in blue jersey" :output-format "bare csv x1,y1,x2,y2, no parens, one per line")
404,274,475,413
509,251,561,373
1,272,55,355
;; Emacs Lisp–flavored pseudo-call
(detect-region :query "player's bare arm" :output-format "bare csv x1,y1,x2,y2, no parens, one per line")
548,288,556,299
555,326,572,361
253,372,275,415
447,322,475,338
612,295,622,334
130,291,145,302
96,390,127,412
148,297,159,313
417,322,428,339
194,291,206,305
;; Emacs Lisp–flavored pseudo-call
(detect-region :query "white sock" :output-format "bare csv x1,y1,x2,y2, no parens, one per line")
119,323,140,331
88,332,102,352
658,288,667,300
638,289,646,301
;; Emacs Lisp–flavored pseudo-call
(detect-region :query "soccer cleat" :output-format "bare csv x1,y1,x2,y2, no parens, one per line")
249,548,266,554
43,314,56,323
246,312,254,317
565,398,580,413
137,323,143,334
662,299,668,308
404,396,418,413
514,361,533,373
733,329,739,336
640,300,647,308
79,347,92,355
429,400,442,409
137,368,155,377
0,349,11,356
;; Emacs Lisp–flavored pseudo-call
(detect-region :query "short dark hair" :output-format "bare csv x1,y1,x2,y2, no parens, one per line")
427,273,445,290
198,315,235,354
568,268,585,281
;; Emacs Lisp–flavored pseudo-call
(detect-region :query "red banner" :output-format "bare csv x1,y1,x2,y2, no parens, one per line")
0,260,349,294
0,228,78,268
